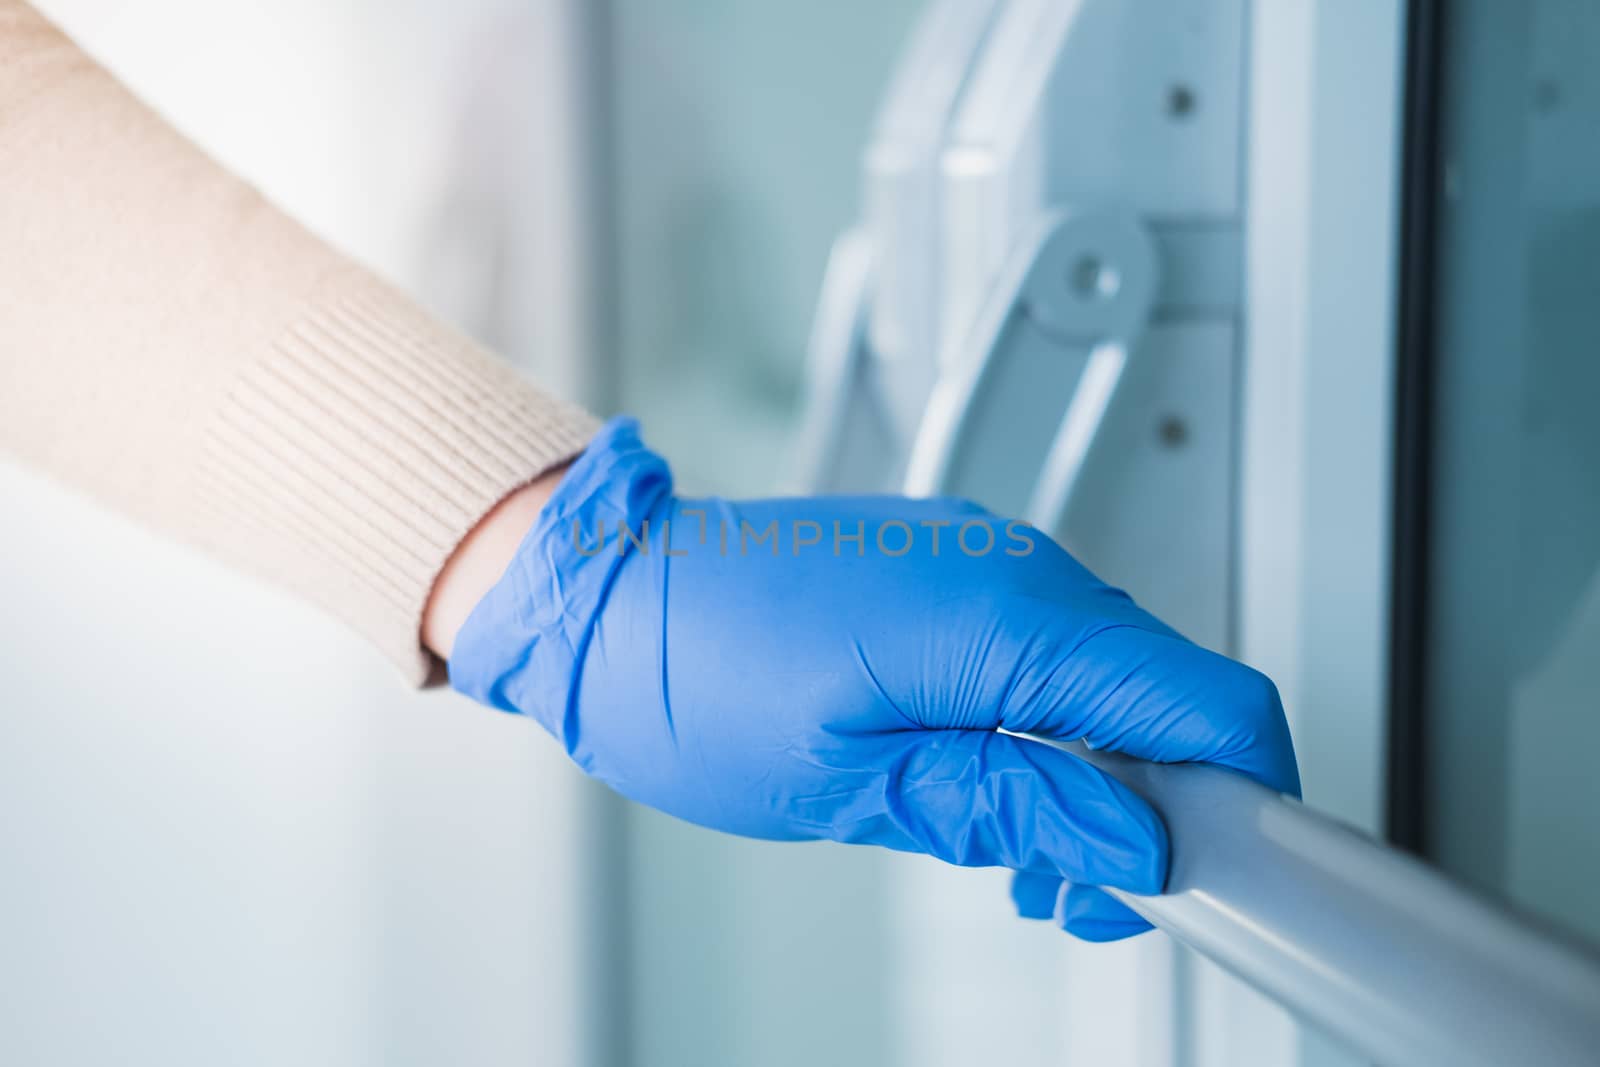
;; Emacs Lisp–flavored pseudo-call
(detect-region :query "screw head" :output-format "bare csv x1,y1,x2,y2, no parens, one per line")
1157,415,1189,448
1070,256,1122,301
1168,85,1197,118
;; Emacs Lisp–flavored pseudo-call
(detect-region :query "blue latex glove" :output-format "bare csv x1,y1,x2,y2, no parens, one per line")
451,419,1299,940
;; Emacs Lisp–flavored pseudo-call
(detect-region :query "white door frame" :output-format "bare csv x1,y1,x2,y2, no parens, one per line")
1216,1,1409,1063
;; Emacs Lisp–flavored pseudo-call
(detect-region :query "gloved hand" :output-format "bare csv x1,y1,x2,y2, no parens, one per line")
450,419,1299,941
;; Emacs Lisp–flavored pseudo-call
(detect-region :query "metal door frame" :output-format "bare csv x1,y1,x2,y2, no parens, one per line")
1220,1,1408,1062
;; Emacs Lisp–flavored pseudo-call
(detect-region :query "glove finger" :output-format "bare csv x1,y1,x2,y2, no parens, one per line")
1005,625,1301,798
1010,870,1063,920
1057,883,1153,942
1009,872,1154,940
877,730,1168,894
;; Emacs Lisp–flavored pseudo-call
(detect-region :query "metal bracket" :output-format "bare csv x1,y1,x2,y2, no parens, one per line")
903,209,1159,532
787,230,898,494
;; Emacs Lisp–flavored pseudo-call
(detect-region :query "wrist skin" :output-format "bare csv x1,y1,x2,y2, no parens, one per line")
422,462,571,661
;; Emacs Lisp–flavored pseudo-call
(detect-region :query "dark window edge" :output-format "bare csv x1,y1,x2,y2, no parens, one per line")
1386,0,1447,853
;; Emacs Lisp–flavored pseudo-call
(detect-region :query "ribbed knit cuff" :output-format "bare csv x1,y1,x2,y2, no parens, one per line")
194,273,599,685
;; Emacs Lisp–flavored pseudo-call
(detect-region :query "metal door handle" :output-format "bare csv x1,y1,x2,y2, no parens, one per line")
1068,743,1600,1067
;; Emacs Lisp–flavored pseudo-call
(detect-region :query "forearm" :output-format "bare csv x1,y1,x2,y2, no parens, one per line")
422,464,569,661
0,2,595,681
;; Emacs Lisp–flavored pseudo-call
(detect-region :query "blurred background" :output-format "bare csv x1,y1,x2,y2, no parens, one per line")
1,1,1595,1066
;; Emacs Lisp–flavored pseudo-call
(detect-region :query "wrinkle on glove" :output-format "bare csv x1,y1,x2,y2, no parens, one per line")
451,419,1300,936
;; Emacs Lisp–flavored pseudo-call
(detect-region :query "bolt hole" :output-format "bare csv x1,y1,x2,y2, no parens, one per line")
1070,256,1122,301
1168,84,1197,118
1157,415,1189,448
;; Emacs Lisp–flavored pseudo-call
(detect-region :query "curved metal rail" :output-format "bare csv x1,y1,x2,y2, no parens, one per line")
1070,746,1600,1067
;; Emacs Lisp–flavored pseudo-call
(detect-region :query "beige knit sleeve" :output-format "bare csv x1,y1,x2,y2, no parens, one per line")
0,2,599,683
